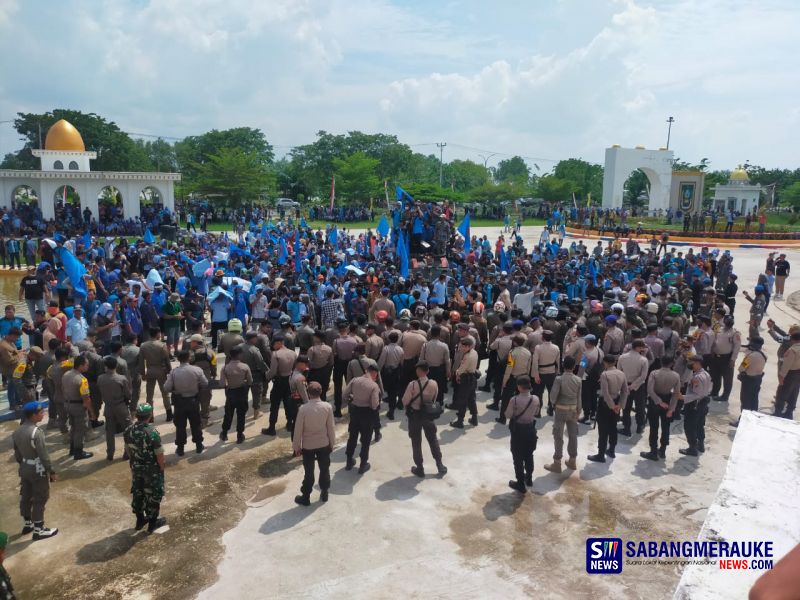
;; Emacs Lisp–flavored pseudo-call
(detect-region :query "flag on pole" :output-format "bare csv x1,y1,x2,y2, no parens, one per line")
587,192,592,208
294,234,302,273
261,221,267,238
396,186,414,209
278,238,288,265
376,215,390,238
384,180,390,210
572,192,578,210
457,213,471,251
56,247,87,299
398,230,409,278
329,175,336,212
143,229,155,244
499,245,509,271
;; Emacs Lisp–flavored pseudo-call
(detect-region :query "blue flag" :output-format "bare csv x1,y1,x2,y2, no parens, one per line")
57,247,87,299
261,221,267,238
294,235,302,273
588,259,598,285
300,217,307,229
278,238,288,265
499,246,509,271
81,231,92,249
458,213,471,251
329,227,338,247
398,231,409,278
395,186,413,209
143,229,155,244
376,215,390,237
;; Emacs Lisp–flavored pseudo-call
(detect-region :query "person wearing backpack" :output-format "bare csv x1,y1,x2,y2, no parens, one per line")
504,376,540,493
401,361,447,478
731,337,766,427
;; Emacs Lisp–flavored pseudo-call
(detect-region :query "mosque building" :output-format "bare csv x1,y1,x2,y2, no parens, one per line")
711,166,762,214
0,119,180,221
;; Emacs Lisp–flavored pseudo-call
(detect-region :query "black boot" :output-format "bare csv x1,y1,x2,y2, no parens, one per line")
605,447,616,458
236,433,245,444
679,447,699,456
468,415,478,426
658,446,666,459
587,453,606,463
294,494,311,506
135,513,147,531
358,462,371,475
165,409,173,422
508,480,526,493
640,450,659,461
345,456,356,471
196,442,204,454
73,449,93,460
219,431,228,441
176,445,184,456
387,410,395,420
450,419,464,428
148,516,167,532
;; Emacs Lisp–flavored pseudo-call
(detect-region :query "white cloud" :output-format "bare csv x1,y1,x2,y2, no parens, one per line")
0,0,17,27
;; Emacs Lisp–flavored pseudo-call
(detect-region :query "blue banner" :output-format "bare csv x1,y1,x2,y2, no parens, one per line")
376,215,390,237
458,214,471,251
57,247,87,299
398,230,409,278
143,229,155,244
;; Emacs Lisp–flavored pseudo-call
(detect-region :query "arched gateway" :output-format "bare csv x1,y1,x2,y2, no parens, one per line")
602,145,674,212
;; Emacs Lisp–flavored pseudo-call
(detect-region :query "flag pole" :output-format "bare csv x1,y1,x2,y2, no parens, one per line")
329,175,335,215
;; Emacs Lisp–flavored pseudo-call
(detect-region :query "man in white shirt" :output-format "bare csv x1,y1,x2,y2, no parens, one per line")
65,306,89,345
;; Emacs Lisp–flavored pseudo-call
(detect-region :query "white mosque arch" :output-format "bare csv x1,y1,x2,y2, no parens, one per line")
602,145,674,212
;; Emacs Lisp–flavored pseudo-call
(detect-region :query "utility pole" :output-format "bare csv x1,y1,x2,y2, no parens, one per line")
665,116,675,150
436,142,447,187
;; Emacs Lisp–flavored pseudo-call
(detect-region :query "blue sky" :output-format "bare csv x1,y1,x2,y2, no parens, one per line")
1,0,798,170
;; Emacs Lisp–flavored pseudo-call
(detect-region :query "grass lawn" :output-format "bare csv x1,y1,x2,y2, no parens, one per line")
618,213,797,233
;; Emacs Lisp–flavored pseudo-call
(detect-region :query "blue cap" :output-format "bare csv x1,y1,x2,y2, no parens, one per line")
605,315,618,323
584,334,597,342
512,319,524,328
23,401,42,413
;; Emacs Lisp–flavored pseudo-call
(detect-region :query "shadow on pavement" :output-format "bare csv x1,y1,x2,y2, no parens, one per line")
258,503,322,535
482,491,525,521
76,529,146,564
374,475,423,502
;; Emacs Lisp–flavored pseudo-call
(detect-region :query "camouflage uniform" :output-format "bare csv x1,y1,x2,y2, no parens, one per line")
123,421,165,519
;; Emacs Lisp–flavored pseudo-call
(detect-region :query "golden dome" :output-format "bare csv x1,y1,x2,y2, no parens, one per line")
730,166,749,182
44,119,85,152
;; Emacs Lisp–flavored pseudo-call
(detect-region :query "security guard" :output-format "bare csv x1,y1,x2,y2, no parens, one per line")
62,355,95,460
710,315,741,402
307,330,334,404
402,361,447,477
420,324,451,405
139,327,173,421
219,345,252,444
679,355,712,456
241,332,268,420
732,336,766,427
262,335,297,436
587,355,628,463
163,349,207,456
98,355,132,461
530,330,561,416
12,401,58,540
640,356,680,461
343,364,381,474
188,334,217,427
504,376,540,493
123,403,166,532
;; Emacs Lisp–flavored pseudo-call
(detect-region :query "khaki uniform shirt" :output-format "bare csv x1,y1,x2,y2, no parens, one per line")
550,372,582,408
739,348,766,377
617,350,649,391
420,339,450,371
292,397,336,453
378,343,404,370
62,369,90,403
456,348,479,377
164,363,208,397
332,335,359,361
400,330,427,360
600,367,629,410
490,335,513,363
139,340,171,379
365,334,385,361
531,342,560,377
98,371,131,407
268,347,297,379
602,326,625,355
308,343,334,369
712,327,741,356
779,343,800,379
13,421,53,474
401,376,439,410
344,374,381,409
504,392,540,424
220,359,253,389
647,367,680,411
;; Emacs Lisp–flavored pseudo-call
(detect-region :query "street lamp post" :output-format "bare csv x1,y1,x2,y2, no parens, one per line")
436,142,447,187
666,116,675,150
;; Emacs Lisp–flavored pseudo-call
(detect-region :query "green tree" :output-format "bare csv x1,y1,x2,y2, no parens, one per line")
536,175,576,202
468,181,528,204
780,181,800,208
1,109,151,171
494,156,530,185
176,127,273,183
332,152,380,202
134,138,177,172
403,182,464,203
623,170,650,209
552,158,603,202
191,147,274,207
444,159,489,192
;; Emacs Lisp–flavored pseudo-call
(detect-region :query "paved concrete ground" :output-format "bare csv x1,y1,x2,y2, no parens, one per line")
1,226,798,600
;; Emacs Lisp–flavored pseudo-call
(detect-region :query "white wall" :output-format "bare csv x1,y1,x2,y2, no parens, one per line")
602,146,674,211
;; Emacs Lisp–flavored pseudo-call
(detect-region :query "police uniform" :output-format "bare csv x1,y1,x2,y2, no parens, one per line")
163,362,207,452
399,329,426,391
489,334,513,406
62,368,92,457
617,350,649,435
139,339,172,417
190,344,217,424
307,342,334,403
738,346,766,413
549,371,581,464
343,374,381,470
644,367,680,456
499,344,531,421
504,391,540,490
681,365,712,454
401,376,446,475
12,409,55,535
46,359,72,434
709,327,740,401
776,341,800,419
365,333,384,361
220,359,252,439
265,347,298,432
578,345,603,421
530,341,560,414
332,334,358,415
98,369,132,459
377,342,404,418
420,338,451,405
594,367,628,459
240,343,268,415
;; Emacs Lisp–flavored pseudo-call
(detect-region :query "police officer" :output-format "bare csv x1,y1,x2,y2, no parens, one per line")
364,323,384,361
640,356,680,461
776,330,800,420
710,315,741,402
219,345,252,444
496,334,531,425
98,355,132,461
289,357,310,437
578,334,603,424
139,327,173,422
587,355,628,463
343,364,381,474
377,331,404,420
262,335,297,436
63,355,95,460
504,376,540,493
531,329,560,416
332,322,359,418
617,340,649,436
120,334,142,418
399,319,426,390
292,382,336,506
420,324,451,405
241,332,268,420
486,323,513,411
679,355,712,456
402,361,447,477
545,355,581,473
218,318,245,360
307,330,334,404
452,336,479,428
732,336,766,427
163,349,207,456
188,334,217,427
123,404,167,532
12,401,58,540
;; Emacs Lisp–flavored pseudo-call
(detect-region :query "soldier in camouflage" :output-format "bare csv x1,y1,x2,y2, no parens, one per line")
123,404,167,533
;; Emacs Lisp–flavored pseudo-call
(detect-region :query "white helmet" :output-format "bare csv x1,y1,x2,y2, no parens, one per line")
611,302,624,312
493,301,506,313
545,306,559,318
646,302,659,314
399,308,412,319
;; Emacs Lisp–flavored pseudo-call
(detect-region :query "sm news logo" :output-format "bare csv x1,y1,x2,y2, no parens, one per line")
586,538,623,574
